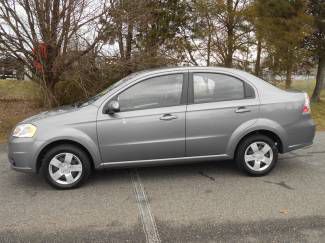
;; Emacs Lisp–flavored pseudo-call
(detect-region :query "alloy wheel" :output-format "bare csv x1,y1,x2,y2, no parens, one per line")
244,141,273,172
48,152,83,185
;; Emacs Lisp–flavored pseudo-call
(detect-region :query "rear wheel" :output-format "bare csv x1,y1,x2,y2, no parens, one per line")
236,135,278,176
41,145,91,189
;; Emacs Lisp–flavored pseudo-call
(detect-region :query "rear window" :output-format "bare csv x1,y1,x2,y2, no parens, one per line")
193,73,245,103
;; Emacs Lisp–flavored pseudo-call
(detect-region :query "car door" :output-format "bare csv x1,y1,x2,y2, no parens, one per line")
186,72,259,157
97,72,188,163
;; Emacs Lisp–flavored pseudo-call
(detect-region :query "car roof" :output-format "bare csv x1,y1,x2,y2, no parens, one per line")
137,66,239,73
133,66,245,77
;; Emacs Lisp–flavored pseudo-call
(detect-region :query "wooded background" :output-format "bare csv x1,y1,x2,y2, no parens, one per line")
0,0,324,107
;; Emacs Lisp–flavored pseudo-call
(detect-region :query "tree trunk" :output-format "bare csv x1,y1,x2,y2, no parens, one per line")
285,65,292,89
207,32,211,66
125,21,133,61
311,56,325,102
255,40,262,77
117,22,124,59
225,40,234,68
44,85,57,108
39,73,59,108
225,0,234,68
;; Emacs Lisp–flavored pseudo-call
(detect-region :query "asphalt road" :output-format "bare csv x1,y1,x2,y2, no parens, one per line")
0,133,325,242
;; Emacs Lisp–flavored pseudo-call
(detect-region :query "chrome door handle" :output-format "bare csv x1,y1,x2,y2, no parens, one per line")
160,114,177,121
235,107,251,113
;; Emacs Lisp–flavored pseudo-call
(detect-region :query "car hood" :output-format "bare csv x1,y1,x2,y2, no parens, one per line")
22,105,79,124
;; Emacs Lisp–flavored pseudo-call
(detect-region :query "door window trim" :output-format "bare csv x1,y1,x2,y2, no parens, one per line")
188,72,256,105
103,72,189,113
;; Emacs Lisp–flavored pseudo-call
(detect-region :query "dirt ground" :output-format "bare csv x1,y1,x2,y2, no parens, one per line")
0,98,42,143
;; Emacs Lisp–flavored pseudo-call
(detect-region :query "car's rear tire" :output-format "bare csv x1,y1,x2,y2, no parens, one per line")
41,144,91,189
236,134,278,176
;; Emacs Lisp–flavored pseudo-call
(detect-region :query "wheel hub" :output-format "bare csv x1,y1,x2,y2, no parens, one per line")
254,152,264,160
60,164,71,174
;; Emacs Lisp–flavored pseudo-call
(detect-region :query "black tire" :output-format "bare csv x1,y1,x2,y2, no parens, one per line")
236,134,278,176
41,144,92,189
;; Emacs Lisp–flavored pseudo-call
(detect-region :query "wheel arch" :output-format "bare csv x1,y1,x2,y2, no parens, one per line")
234,130,284,157
36,139,95,173
226,118,288,159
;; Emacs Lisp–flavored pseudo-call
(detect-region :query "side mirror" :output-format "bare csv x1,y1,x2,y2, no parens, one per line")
105,100,120,114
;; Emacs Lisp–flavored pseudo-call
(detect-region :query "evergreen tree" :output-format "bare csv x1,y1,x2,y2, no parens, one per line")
255,0,311,88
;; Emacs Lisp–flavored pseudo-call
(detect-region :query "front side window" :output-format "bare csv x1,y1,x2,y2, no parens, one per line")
193,73,245,103
117,74,183,112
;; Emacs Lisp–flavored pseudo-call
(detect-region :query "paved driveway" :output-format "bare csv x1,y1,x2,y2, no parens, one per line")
0,133,325,242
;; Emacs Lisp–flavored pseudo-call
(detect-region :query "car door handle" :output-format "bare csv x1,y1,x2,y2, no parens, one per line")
160,114,177,121
235,107,251,113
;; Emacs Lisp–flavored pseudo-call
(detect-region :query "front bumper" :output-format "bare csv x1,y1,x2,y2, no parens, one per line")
10,164,33,172
8,137,40,173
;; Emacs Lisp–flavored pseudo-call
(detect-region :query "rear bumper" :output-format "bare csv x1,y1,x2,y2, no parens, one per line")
285,117,316,152
287,142,313,152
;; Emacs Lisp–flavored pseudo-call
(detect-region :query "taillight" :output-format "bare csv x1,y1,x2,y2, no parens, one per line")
302,93,311,114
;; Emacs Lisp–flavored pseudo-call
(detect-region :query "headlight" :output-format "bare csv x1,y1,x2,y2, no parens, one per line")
12,124,37,138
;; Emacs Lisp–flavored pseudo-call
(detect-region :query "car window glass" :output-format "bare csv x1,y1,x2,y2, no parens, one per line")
117,74,183,111
193,73,244,103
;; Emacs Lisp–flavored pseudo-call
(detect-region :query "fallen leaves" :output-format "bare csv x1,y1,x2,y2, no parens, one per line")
279,208,289,215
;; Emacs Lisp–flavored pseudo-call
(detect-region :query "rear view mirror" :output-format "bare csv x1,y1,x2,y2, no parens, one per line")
105,100,120,114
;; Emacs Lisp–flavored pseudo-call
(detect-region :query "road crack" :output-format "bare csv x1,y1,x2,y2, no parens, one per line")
198,171,216,181
263,180,295,190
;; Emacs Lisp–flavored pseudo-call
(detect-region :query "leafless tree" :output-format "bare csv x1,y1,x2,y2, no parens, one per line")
182,0,253,67
0,0,110,107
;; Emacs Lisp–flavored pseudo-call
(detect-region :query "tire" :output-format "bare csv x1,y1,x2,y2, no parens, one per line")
236,134,278,176
41,144,92,189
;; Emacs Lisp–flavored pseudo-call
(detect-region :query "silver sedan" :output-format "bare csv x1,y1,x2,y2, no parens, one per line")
8,67,316,189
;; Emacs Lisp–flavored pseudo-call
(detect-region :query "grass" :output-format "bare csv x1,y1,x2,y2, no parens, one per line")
0,79,40,100
0,78,324,143
0,79,42,143
310,101,325,130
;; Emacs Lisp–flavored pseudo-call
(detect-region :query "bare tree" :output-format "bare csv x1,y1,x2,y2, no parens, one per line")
183,0,253,67
0,0,110,107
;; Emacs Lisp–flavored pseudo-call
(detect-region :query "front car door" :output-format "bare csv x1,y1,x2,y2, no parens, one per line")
97,72,188,163
186,71,259,157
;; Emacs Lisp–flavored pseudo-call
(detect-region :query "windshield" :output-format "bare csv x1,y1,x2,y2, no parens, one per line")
76,72,141,107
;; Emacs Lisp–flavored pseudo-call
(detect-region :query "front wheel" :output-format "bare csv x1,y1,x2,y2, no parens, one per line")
41,145,91,189
236,135,278,176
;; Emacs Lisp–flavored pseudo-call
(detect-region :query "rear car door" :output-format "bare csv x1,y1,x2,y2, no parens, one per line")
186,72,260,157
97,72,188,163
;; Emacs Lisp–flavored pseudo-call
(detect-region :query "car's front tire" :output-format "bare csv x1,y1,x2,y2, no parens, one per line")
41,145,91,189
236,135,278,176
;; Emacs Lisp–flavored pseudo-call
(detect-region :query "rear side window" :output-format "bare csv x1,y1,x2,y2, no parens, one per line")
117,74,183,111
193,73,246,103
245,82,255,98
